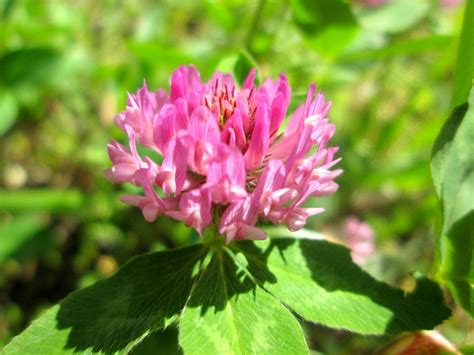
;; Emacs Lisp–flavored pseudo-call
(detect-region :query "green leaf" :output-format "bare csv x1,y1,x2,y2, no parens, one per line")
431,88,474,315
0,47,60,87
451,0,474,108
3,245,208,354
179,249,308,355
0,90,18,135
214,51,261,87
430,0,474,316
233,51,259,87
357,0,429,35
431,103,469,196
290,0,359,57
438,94,474,235
129,327,181,355
234,238,450,335
0,214,48,262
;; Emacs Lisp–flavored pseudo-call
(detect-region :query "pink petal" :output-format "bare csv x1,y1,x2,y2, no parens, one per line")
153,104,177,154
188,106,220,145
243,69,256,90
244,93,270,170
205,145,247,204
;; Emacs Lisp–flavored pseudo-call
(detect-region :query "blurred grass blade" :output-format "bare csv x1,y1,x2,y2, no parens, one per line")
0,189,84,213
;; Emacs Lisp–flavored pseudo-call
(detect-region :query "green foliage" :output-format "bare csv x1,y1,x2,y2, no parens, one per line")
3,244,207,354
0,0,468,352
0,189,84,213
233,238,450,334
0,91,18,136
451,0,474,108
0,48,60,88
215,51,261,87
431,0,474,316
289,0,359,57
432,89,474,314
129,327,181,355
0,215,48,262
4,238,449,353
357,0,430,34
179,250,308,355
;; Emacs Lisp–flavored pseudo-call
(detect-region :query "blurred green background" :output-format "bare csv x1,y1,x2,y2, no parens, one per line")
0,0,471,353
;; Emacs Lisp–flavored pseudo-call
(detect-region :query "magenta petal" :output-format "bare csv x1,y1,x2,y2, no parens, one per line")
206,145,247,204
153,104,177,153
170,65,202,103
143,203,160,222
188,106,220,145
166,188,212,235
108,65,341,240
253,160,285,199
221,109,246,149
116,84,167,148
244,94,270,170
218,197,263,243
174,98,189,131
158,134,189,195
104,141,140,183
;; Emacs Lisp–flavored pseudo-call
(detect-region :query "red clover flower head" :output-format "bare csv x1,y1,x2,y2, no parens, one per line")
105,65,342,243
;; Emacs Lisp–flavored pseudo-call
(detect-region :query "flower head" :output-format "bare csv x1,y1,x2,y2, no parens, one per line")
106,65,342,243
343,217,375,265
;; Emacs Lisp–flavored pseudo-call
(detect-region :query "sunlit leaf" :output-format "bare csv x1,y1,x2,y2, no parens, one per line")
431,0,474,315
234,238,450,334
179,250,308,355
431,89,474,315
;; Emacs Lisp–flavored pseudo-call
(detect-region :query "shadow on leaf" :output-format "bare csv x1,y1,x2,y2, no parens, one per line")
297,239,450,334
233,238,450,335
185,250,257,316
54,244,207,353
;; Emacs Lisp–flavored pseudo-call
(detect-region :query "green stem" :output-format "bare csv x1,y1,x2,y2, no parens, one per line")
202,219,226,249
